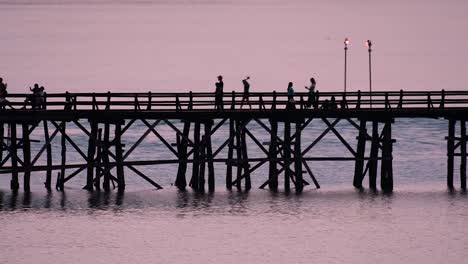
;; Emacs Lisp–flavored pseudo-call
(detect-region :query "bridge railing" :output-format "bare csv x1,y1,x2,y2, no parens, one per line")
2,90,468,111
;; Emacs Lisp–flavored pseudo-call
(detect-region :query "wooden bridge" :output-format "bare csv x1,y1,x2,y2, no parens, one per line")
0,90,467,193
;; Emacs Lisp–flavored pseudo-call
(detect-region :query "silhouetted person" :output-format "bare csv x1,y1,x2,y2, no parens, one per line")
287,82,295,110
240,76,251,109
25,83,41,109
0,78,8,109
39,86,45,109
215,75,224,111
305,77,316,109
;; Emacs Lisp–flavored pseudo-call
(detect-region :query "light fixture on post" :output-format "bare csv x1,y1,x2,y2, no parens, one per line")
344,38,350,94
366,40,373,108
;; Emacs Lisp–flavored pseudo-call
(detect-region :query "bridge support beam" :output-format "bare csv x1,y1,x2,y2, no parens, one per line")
369,121,379,190
175,121,190,190
461,120,466,190
22,123,31,192
226,119,234,190
447,119,455,189
294,122,303,193
268,120,278,191
43,120,53,190
10,123,19,191
380,121,393,193
353,119,367,188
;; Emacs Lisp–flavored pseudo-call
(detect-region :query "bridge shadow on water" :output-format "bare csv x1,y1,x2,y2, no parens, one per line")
0,186,467,215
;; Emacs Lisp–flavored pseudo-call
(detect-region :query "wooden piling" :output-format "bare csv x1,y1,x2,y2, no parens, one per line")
353,119,367,188
268,120,278,191
22,124,31,192
284,122,291,192
199,136,206,191
447,119,455,189
369,121,379,190
60,121,66,189
102,123,111,191
226,119,234,190
460,120,466,190
205,122,215,192
85,121,97,190
294,122,303,193
380,121,393,192
175,121,190,189
0,122,3,163
43,120,52,190
10,123,19,191
191,122,201,190
94,129,102,190
240,120,251,190
115,122,125,191
235,119,242,190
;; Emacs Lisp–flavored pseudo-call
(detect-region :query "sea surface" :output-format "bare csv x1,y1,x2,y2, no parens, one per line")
2,1,468,263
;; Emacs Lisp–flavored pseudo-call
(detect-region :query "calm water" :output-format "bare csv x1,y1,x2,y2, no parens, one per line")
2,0,468,263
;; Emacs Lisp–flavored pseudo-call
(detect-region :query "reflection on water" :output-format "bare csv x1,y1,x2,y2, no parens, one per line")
1,187,468,263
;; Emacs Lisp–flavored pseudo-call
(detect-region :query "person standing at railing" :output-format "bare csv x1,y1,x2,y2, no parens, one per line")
24,83,41,109
0,78,8,109
38,86,46,109
240,76,251,109
305,77,316,109
287,82,296,110
215,75,224,111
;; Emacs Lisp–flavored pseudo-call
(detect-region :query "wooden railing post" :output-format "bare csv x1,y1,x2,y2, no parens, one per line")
188,91,193,110
147,92,152,110
272,91,277,110
385,92,391,110
440,89,445,109
397,89,403,109
106,91,111,110
231,91,235,110
65,92,71,111
176,94,181,112
92,93,97,110
356,90,361,109
314,90,320,109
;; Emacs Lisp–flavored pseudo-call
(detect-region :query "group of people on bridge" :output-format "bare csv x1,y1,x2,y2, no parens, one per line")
0,77,46,110
214,75,334,110
1,75,346,110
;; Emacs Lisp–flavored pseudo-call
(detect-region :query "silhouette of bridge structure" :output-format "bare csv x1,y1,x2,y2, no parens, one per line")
1,90,467,193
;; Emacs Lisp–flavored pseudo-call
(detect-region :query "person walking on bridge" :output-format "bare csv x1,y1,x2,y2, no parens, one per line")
305,77,316,109
215,75,224,111
287,82,296,110
240,76,251,109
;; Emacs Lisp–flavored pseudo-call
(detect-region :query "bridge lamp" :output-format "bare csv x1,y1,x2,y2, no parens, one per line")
344,38,350,94
366,40,373,108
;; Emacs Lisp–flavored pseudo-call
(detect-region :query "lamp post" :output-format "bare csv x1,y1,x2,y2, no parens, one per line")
366,40,373,108
344,38,350,94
